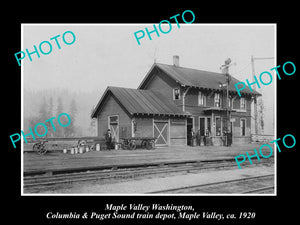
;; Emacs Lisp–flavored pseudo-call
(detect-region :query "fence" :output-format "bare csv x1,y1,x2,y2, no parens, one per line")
251,134,275,143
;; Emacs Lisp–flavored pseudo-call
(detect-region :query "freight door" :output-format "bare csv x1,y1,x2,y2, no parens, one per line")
109,115,119,142
153,121,168,146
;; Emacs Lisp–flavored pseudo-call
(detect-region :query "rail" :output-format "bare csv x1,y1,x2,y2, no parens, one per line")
23,157,274,192
149,174,274,194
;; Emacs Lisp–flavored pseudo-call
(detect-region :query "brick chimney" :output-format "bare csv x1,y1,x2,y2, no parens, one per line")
173,55,179,67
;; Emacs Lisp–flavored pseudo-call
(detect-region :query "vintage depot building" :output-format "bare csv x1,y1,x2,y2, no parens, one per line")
91,56,261,146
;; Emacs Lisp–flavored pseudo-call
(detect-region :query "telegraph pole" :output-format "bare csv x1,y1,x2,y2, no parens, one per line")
250,55,274,134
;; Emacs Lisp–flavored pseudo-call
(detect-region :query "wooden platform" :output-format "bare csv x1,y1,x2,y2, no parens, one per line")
23,143,275,174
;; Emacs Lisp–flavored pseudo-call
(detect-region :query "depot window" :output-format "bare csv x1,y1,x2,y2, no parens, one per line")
240,97,246,110
216,117,221,136
198,91,206,106
240,118,246,136
214,93,221,107
109,115,119,125
173,88,181,100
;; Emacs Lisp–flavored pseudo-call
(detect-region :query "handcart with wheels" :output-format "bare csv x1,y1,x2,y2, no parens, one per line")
119,137,156,150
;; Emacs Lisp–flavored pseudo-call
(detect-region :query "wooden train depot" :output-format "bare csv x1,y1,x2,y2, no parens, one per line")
91,56,261,147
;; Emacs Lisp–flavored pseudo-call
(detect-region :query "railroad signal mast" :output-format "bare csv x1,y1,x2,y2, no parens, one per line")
220,58,235,145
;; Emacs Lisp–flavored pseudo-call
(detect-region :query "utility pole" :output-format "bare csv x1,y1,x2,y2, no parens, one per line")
220,58,234,146
250,55,274,135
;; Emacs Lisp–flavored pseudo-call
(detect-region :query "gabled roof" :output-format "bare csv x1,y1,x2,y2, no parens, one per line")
91,86,190,118
139,63,261,96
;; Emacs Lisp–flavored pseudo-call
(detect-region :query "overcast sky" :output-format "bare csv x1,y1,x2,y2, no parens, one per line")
22,24,276,134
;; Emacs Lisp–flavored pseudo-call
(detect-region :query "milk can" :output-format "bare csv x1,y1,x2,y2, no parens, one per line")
96,143,100,151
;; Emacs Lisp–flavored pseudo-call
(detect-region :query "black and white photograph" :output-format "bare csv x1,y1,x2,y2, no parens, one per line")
21,24,276,195
5,5,298,224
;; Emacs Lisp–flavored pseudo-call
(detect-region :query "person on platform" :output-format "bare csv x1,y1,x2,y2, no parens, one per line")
105,129,113,150
196,129,201,146
191,129,196,147
204,128,210,146
227,130,232,147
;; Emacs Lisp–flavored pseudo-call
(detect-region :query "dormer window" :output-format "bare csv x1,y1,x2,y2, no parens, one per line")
173,88,181,100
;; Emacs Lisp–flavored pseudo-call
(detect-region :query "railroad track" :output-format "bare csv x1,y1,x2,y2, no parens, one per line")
148,174,274,194
23,158,274,191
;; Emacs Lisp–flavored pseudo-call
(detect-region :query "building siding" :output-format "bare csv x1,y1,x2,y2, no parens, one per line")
141,72,253,145
94,63,257,146
134,117,153,138
170,118,186,145
97,94,132,139
143,71,182,107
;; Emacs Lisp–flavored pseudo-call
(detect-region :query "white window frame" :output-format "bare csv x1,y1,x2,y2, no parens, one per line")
198,91,206,106
240,97,246,111
240,118,246,136
198,116,211,136
214,93,221,107
173,88,181,100
215,116,222,136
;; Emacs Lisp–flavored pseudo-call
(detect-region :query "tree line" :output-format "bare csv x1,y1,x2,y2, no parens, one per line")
24,96,80,137
24,88,100,137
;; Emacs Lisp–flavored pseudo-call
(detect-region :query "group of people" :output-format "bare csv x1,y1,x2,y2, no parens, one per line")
188,129,211,147
189,128,232,147
105,128,232,149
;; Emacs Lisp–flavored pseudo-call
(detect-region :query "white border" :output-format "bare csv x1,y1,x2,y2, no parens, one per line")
21,23,277,197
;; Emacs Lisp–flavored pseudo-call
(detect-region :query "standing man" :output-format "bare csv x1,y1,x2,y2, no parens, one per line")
204,128,210,146
105,129,112,150
227,130,232,147
196,129,201,146
191,129,196,147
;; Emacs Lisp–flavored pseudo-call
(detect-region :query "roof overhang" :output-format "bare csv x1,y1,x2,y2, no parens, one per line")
133,112,191,118
203,107,237,113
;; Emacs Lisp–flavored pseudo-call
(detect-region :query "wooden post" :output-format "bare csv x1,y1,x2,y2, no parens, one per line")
254,96,258,134
182,86,191,112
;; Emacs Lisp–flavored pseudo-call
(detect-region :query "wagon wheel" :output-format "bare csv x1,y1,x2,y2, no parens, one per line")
128,140,136,150
38,145,47,155
33,143,40,152
121,143,128,150
78,139,87,147
141,140,147,149
120,139,129,150
146,140,155,150
33,142,47,155
90,144,95,151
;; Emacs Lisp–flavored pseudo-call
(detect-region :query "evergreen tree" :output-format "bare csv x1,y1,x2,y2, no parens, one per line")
47,97,54,137
65,98,77,137
89,106,97,136
36,97,49,137
56,97,64,137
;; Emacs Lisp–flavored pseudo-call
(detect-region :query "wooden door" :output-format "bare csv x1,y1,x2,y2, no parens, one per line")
109,115,119,142
153,121,168,146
